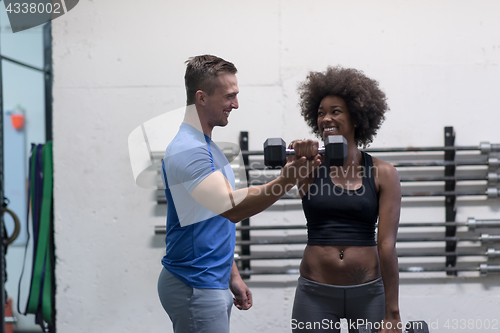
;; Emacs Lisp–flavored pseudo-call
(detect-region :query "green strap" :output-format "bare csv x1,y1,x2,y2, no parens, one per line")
27,144,41,314
27,142,54,325
29,145,37,240
41,142,54,324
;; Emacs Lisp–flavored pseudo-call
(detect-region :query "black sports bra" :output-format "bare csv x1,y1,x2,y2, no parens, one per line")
301,151,379,246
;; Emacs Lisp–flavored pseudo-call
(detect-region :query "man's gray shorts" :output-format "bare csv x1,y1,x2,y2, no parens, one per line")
158,267,233,333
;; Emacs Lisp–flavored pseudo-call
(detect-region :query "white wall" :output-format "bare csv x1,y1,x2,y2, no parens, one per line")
52,1,500,332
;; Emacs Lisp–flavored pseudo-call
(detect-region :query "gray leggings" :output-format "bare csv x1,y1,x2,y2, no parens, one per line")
291,276,385,333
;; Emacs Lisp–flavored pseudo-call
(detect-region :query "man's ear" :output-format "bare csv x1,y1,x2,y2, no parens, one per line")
196,90,206,106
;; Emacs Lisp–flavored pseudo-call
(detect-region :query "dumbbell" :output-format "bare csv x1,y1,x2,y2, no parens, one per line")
358,320,429,333
263,135,348,169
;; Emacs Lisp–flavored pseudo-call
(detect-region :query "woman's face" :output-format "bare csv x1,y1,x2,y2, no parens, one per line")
317,95,355,142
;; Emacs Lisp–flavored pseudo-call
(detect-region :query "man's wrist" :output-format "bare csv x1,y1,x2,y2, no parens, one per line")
277,178,296,196
277,172,298,188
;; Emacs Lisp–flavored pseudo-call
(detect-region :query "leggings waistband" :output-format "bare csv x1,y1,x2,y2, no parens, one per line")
299,276,382,288
298,276,384,298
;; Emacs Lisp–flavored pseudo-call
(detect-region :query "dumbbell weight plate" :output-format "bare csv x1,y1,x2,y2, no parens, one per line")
324,135,348,167
263,138,287,169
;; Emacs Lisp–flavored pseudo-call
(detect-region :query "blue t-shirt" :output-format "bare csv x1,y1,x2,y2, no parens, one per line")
161,123,236,289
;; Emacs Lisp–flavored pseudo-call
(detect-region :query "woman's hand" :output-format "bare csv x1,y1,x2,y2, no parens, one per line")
379,315,402,333
287,139,322,178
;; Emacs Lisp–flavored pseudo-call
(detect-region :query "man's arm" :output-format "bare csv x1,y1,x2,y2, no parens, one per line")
191,140,321,223
229,261,252,310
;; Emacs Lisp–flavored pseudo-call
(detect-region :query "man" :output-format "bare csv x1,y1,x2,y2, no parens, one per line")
158,55,320,333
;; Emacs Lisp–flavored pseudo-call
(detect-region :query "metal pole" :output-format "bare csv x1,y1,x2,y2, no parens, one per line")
0,56,45,73
233,264,500,275
43,22,55,333
234,234,500,245
401,189,499,197
154,218,500,234
0,18,6,333
398,175,498,182
239,132,250,279
363,145,500,153
239,143,500,155
242,158,500,170
203,175,499,185
159,188,500,203
234,249,500,261
44,23,52,142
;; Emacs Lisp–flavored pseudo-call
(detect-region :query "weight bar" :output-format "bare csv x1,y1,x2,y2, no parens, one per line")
234,248,500,261
237,187,500,199
236,218,500,231
399,173,500,185
363,141,500,154
399,218,500,231
154,218,500,235
391,157,499,169
237,225,306,230
394,248,500,258
238,142,500,157
400,264,500,275
396,233,500,243
243,173,500,186
242,157,500,172
234,233,500,246
401,188,500,198
263,135,348,168
237,264,500,275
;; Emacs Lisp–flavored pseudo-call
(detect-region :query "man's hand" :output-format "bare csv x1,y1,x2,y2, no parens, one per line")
229,275,252,310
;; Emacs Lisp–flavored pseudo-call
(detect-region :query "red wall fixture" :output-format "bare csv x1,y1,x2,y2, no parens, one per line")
10,113,24,130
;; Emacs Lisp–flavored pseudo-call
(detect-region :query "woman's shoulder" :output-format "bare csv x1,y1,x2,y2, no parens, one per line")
367,154,399,183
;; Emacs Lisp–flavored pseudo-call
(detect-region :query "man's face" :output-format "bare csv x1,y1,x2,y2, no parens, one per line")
203,73,239,129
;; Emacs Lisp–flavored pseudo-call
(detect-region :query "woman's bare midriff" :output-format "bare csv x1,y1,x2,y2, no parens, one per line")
300,245,381,286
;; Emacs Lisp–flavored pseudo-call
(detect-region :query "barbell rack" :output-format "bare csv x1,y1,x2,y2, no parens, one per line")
153,128,500,277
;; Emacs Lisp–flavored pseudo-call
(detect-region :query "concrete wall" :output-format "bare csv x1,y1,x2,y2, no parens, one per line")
52,1,500,332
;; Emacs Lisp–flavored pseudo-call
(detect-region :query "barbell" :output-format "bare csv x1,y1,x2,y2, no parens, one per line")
233,233,500,246
154,217,500,234
236,142,500,158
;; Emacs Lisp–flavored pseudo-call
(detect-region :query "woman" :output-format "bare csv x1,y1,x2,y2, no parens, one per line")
291,66,402,333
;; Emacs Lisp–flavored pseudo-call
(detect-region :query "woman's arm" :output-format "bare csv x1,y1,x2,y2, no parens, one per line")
375,159,402,332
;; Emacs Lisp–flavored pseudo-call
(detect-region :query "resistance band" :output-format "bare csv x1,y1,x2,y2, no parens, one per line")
17,142,54,327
